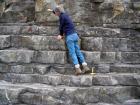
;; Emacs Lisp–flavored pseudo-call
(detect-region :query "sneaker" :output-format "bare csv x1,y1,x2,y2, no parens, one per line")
75,68,82,75
82,65,91,74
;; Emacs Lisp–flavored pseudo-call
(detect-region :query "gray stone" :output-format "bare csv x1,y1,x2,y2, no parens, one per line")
0,63,74,75
86,103,115,105
98,2,112,10
11,65,34,74
0,25,39,35
11,35,21,48
97,64,110,73
0,64,51,75
2,73,139,86
68,76,81,87
0,35,11,49
100,52,116,63
0,81,138,104
81,37,103,51
47,75,62,86
133,2,140,10
38,26,59,35
34,51,66,64
98,87,136,103
83,51,100,64
20,25,39,34
102,38,128,51
121,52,140,63
34,65,50,75
134,75,140,86
77,26,131,38
80,75,93,86
93,0,104,3
0,0,35,23
0,87,23,105
0,63,10,73
0,26,21,34
92,74,118,86
110,64,140,73
3,73,35,83
123,99,140,105
0,74,4,80
51,64,75,75
128,33,140,51
114,74,138,86
20,36,66,50
0,50,34,63
20,92,65,105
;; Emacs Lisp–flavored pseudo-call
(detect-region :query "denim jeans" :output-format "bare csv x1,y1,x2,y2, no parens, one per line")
66,33,85,65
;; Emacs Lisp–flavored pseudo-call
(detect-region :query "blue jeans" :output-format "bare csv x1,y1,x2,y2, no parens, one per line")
66,33,85,65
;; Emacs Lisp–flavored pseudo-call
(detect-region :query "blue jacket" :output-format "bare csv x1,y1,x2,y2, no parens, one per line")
59,13,75,36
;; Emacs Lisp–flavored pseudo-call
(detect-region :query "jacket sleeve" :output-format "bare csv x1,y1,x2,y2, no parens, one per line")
59,14,66,36
59,16,64,36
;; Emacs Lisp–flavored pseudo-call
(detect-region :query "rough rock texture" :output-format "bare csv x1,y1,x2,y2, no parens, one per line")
0,0,140,105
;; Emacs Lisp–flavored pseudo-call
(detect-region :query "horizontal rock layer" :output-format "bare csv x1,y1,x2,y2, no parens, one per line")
0,73,140,87
0,81,139,105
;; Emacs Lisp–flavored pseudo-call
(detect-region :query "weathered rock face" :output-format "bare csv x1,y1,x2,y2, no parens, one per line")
0,0,35,23
33,0,140,28
0,0,140,105
0,0,139,27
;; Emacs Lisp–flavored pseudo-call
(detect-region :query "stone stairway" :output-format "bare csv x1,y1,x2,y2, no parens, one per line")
0,81,139,105
0,23,140,105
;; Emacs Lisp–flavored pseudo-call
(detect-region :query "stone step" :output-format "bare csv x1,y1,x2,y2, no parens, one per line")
0,25,139,52
0,23,34,26
11,35,66,50
14,103,116,105
1,73,140,87
0,81,139,105
1,63,140,75
0,24,125,35
0,25,58,35
110,64,140,73
0,49,66,64
124,99,140,105
0,49,140,64
0,25,134,37
10,35,138,52
0,34,139,52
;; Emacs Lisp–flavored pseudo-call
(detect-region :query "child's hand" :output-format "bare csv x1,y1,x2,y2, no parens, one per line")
57,35,63,40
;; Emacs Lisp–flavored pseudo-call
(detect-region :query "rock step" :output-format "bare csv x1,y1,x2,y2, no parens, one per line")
0,25,134,37
0,25,139,52
0,81,139,105
0,73,140,87
0,49,140,64
1,63,140,75
123,99,140,105
0,49,66,64
13,104,115,105
13,104,118,105
0,35,140,52
0,34,140,52
0,25,58,35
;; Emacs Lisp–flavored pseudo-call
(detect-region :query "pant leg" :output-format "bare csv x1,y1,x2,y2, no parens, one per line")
66,38,79,65
74,41,85,64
